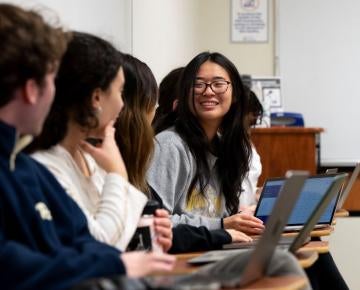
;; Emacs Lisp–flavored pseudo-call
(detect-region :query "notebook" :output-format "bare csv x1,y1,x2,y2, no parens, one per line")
144,171,309,289
336,162,360,209
254,173,346,231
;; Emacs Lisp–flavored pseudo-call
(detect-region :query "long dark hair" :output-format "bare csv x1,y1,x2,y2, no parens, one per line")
27,31,123,152
247,90,264,126
152,67,184,133
114,54,158,194
175,52,252,215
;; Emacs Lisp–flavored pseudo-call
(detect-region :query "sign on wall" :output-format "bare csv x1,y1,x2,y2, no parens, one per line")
231,0,268,43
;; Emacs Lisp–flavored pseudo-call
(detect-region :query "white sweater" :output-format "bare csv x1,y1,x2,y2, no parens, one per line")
240,145,262,207
32,145,147,251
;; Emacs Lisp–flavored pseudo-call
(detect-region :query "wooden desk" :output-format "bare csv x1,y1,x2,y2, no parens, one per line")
335,208,350,217
297,240,329,254
172,253,308,290
295,251,318,269
282,226,333,238
251,127,323,185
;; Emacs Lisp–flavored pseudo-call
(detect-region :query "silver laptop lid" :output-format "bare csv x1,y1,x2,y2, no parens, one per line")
255,174,342,228
289,173,348,253
240,170,308,286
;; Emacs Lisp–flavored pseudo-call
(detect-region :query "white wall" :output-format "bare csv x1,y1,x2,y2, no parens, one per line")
3,0,276,82
132,0,275,81
195,0,275,77
132,0,199,81
278,0,360,165
0,0,132,52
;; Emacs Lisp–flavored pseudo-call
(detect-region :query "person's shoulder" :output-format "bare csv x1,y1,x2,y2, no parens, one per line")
31,145,67,166
155,128,184,147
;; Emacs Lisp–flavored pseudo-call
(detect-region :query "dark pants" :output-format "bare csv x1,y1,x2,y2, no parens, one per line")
305,252,349,290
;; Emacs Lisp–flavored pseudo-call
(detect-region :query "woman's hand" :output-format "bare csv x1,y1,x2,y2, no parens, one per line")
223,212,264,235
80,120,128,180
121,251,176,277
154,209,173,252
238,204,257,215
225,229,253,243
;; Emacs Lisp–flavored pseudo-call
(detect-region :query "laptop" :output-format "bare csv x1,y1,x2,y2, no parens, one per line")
336,162,360,209
144,171,309,289
195,173,347,257
254,173,346,231
288,173,347,253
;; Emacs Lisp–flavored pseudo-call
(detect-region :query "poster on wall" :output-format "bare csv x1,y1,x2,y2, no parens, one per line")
231,0,268,42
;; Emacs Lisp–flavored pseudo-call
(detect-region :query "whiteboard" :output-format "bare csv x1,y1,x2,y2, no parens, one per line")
278,0,360,166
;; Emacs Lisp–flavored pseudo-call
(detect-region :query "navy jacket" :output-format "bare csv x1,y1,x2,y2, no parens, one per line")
0,122,125,290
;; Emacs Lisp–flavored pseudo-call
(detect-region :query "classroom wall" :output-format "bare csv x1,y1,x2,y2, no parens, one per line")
131,0,199,82
0,0,132,52
278,0,360,165
195,0,275,77
132,0,275,81
3,0,276,82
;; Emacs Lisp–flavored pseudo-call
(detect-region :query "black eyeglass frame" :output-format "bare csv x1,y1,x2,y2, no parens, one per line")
193,80,231,94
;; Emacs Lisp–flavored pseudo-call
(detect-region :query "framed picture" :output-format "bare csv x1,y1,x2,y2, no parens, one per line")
231,0,269,43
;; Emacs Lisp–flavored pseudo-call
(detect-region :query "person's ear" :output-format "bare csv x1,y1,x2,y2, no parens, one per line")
172,99,178,111
23,79,40,105
91,88,103,110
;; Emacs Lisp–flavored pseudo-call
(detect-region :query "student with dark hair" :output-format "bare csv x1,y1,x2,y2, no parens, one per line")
247,90,264,127
240,89,264,210
114,56,311,290
115,54,253,253
147,52,265,235
150,59,346,289
0,4,174,290
152,67,184,133
29,32,173,253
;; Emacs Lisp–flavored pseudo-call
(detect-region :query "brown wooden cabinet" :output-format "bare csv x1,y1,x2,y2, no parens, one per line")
250,127,323,185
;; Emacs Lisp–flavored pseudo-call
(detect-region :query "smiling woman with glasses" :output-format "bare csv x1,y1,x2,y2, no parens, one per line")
147,51,265,238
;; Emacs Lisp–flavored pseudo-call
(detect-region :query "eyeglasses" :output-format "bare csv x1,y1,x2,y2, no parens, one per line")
193,80,231,94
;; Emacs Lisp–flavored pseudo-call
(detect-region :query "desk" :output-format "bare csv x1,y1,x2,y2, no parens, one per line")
172,253,308,290
295,251,318,269
297,240,329,254
251,127,323,185
282,226,333,238
172,251,318,272
335,208,350,217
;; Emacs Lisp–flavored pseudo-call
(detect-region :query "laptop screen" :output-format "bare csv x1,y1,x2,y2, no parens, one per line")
255,175,339,226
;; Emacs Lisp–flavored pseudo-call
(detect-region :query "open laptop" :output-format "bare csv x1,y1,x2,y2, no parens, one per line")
144,171,309,289
288,173,347,253
254,173,346,231
336,162,360,209
194,173,346,257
